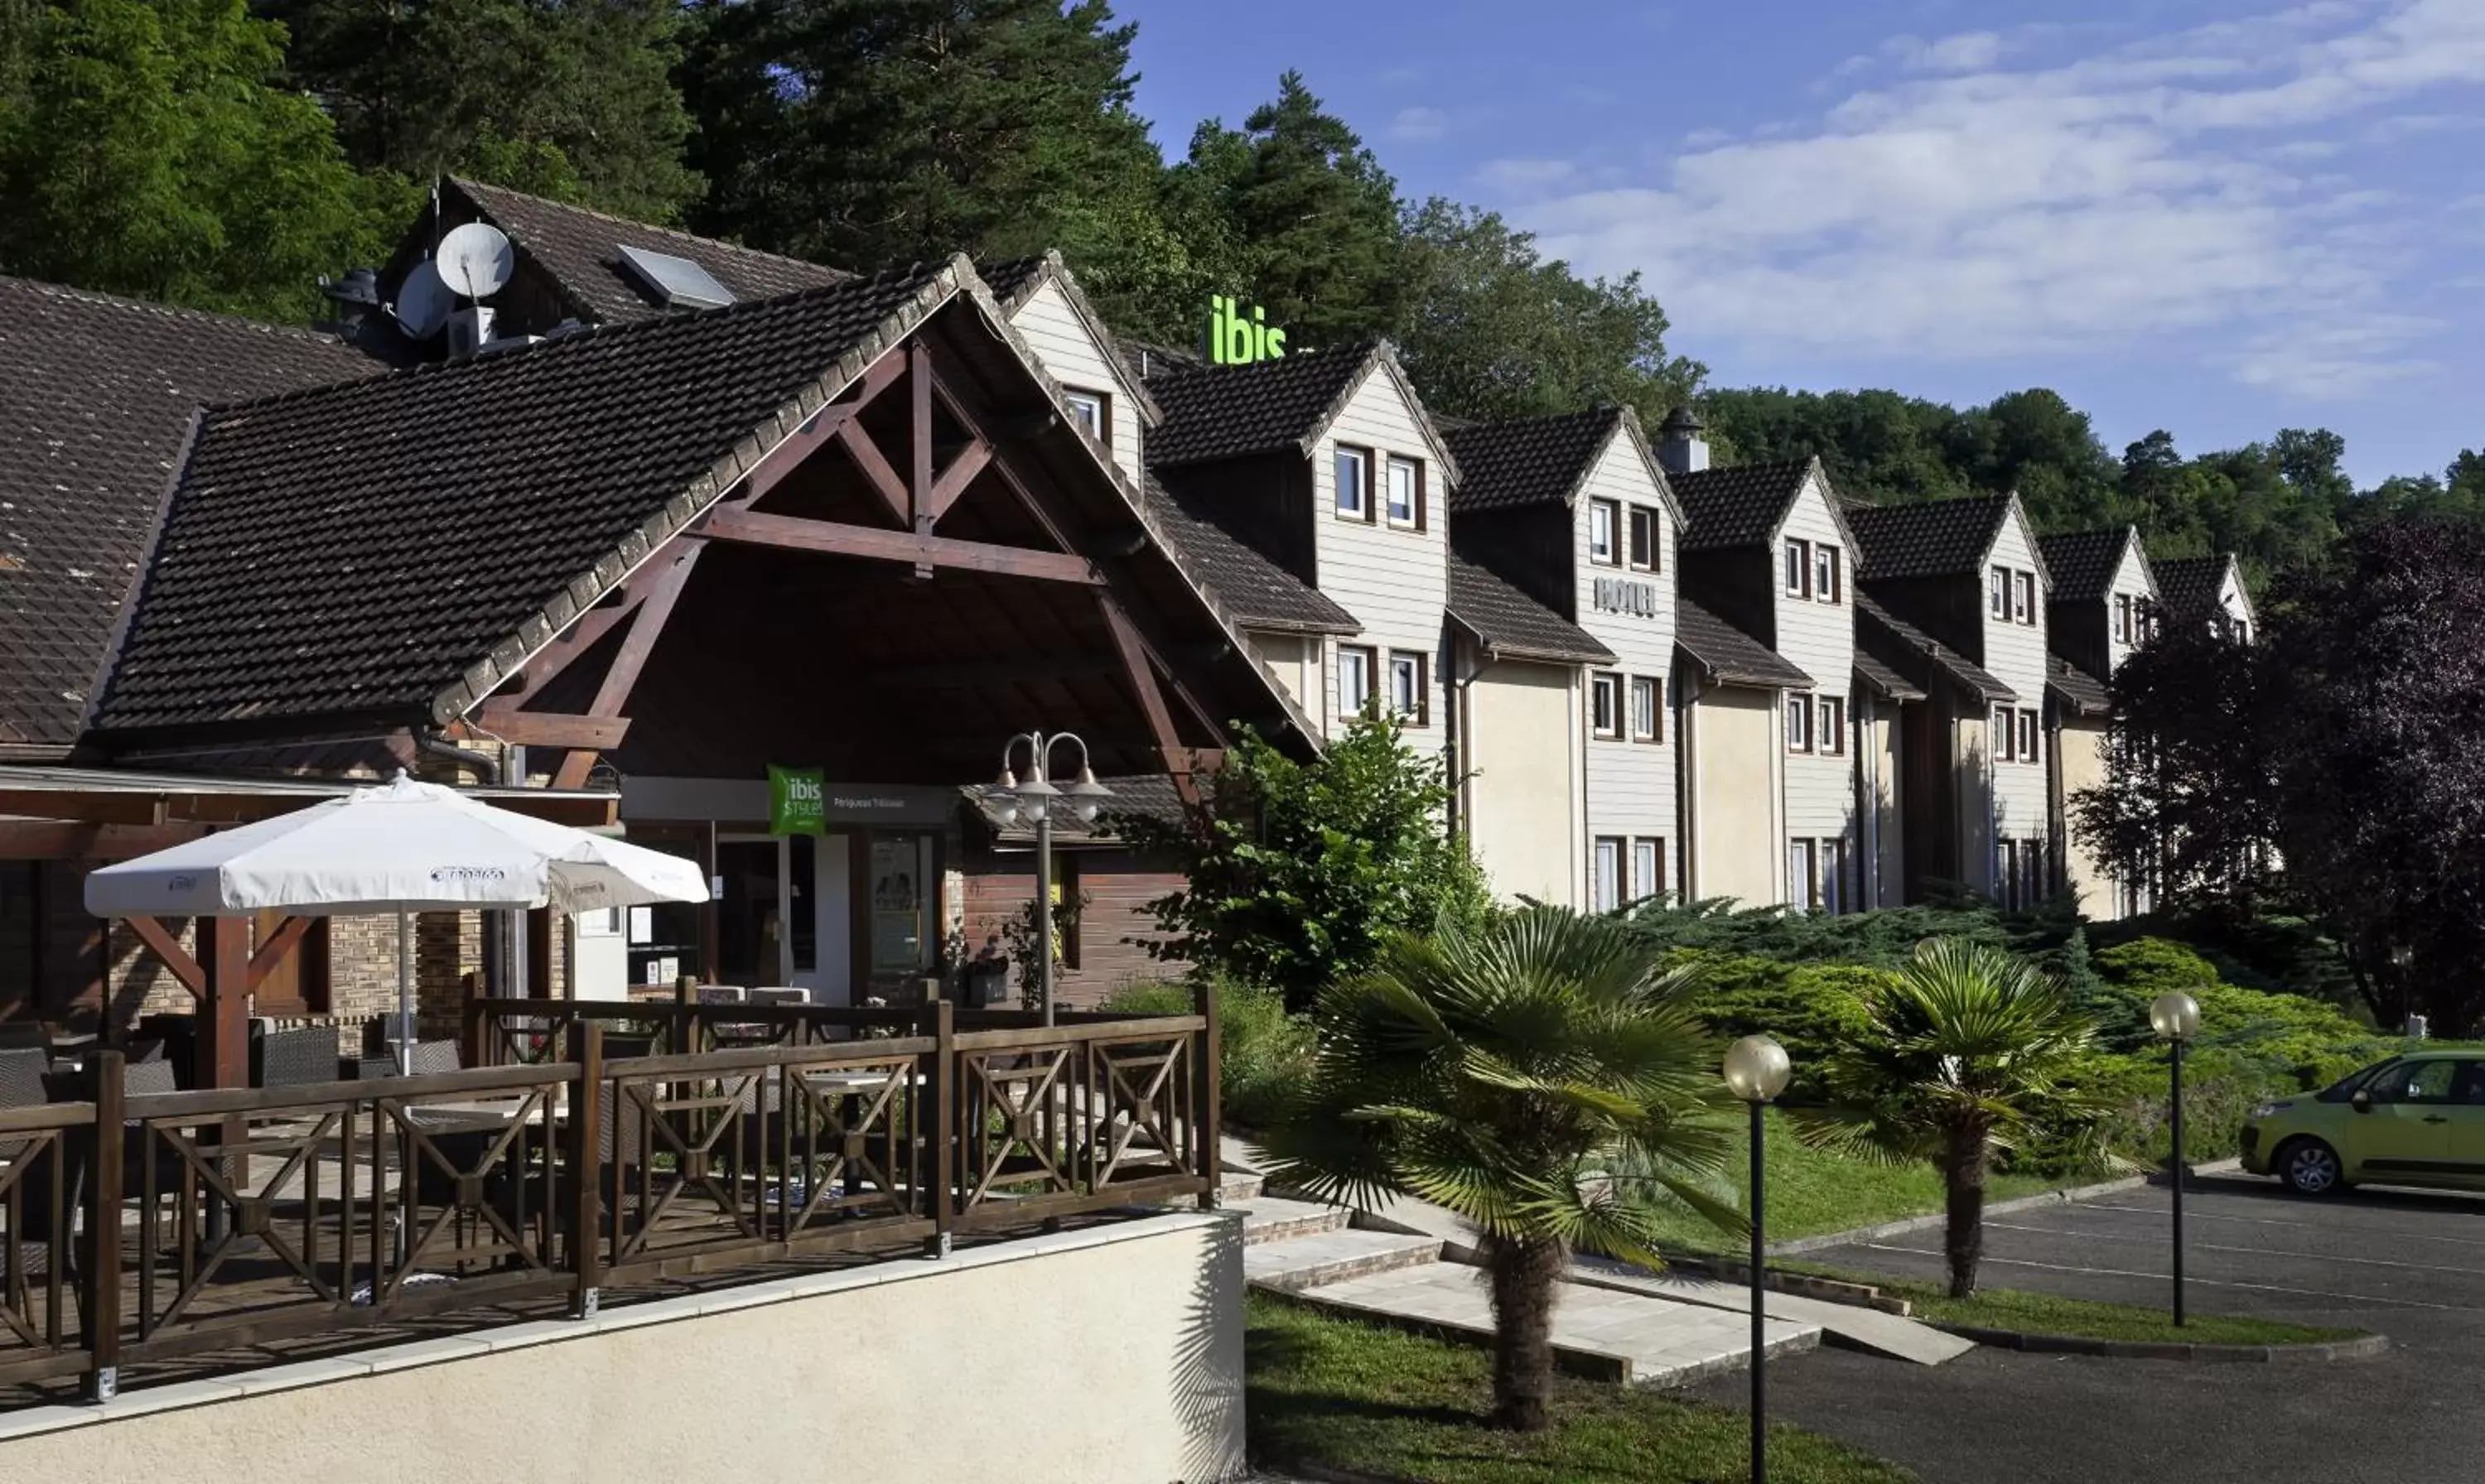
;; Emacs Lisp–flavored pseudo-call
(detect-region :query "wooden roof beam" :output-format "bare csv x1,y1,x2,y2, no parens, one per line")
698,508,1103,585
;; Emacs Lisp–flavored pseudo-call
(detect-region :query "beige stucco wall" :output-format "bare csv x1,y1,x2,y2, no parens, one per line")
1862,705,1904,908
2058,716,2115,918
1466,659,1580,906
2,1212,1245,1484
1688,685,1778,908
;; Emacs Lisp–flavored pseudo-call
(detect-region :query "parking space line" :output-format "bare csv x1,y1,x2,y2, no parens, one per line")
1858,1241,2474,1311
1976,1221,2485,1280
2078,1201,2485,1249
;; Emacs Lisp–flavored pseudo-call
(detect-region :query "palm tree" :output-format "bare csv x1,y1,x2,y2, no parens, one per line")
1258,908,1738,1432
1793,937,2102,1298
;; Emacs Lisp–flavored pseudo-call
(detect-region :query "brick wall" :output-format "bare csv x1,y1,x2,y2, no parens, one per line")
958,849,1188,1009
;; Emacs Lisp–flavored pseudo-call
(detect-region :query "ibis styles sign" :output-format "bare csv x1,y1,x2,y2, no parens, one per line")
1206,295,1288,365
768,764,826,836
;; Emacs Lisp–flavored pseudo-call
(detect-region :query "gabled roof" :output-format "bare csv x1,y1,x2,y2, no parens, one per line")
2048,657,2112,718
1672,460,1813,551
1853,653,1928,703
1147,475,1358,637
979,250,1162,426
1448,552,1614,666
1855,594,2015,702
2038,527,2149,605
2150,553,2244,620
448,178,852,325
1443,407,1682,528
1144,340,1459,480
0,277,382,750
1846,493,2039,584
1676,600,1812,691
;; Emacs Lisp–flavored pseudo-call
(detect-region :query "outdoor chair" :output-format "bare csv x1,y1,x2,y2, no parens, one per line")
747,986,811,1007
254,1024,340,1089
0,1023,50,1056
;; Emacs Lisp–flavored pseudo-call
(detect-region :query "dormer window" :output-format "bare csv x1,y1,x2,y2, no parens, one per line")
1589,499,1619,565
1335,446,1372,521
1813,545,1841,605
1387,456,1424,529
2114,594,2135,644
1990,566,2010,619
1064,388,1108,446
1628,508,1657,571
1785,540,1811,598
2014,571,2035,625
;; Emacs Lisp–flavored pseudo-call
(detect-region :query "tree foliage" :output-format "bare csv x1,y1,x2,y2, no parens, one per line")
1110,712,1488,1011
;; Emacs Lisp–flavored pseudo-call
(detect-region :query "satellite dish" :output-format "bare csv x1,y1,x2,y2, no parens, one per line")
437,222,515,299
392,259,451,339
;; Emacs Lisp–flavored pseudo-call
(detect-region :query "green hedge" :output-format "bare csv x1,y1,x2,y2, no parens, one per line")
1102,977,1314,1130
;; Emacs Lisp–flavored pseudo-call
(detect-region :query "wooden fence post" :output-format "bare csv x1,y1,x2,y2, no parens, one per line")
568,1023,605,1318
462,994,489,1070
81,1050,124,1400
1193,981,1223,1211
925,998,953,1259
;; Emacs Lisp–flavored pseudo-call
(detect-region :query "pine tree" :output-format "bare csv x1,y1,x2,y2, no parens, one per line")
0,0,396,319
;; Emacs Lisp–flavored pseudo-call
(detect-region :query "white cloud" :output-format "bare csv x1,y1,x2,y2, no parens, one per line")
1507,0,2485,399
1389,107,1449,143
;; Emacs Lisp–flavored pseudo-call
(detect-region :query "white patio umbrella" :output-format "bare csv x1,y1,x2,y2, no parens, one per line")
85,772,708,1071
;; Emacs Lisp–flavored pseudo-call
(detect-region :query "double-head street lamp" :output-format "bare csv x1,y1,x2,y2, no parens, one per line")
1725,1033,1793,1484
992,731,1111,1026
2151,990,2201,1327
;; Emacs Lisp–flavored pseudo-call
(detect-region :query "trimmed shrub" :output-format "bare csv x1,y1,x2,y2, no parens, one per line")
1682,955,1884,1101
1102,977,1314,1130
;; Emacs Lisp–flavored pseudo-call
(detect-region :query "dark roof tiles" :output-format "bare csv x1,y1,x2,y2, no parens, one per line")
1448,553,1613,665
2048,658,2112,717
1147,475,1358,636
1854,652,1928,702
1673,460,1813,551
1442,408,1624,513
1143,340,1379,468
2037,528,2138,605
1855,595,2015,702
0,277,381,747
1677,600,1812,690
1846,494,2015,581
2150,554,2235,619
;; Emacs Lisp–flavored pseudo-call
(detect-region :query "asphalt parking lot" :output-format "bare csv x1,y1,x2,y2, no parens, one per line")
1682,1171,2485,1484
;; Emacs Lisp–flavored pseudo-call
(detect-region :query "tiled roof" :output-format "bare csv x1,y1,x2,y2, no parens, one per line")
90,264,962,739
452,178,852,325
0,277,381,749
1855,595,2015,702
2037,528,2138,605
1853,652,1927,702
1677,600,1812,691
1442,407,1623,513
2048,658,2112,718
1846,494,2014,581
1448,552,1613,665
1148,475,1358,636
2150,554,2233,619
978,256,1049,309
1673,460,1812,550
1144,340,1380,467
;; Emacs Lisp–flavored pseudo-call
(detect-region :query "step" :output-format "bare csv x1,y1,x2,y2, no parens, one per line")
1285,1262,1822,1389
1569,1260,1975,1366
1234,1195,1352,1246
1242,1228,1445,1292
1218,1168,1266,1205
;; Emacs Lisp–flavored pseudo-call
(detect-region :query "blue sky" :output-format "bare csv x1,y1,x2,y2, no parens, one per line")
1117,0,2485,487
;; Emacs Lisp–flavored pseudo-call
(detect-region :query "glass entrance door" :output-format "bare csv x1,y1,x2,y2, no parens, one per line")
715,836,788,986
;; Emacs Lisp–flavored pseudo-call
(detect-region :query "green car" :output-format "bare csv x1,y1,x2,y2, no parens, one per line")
2242,1049,2485,1196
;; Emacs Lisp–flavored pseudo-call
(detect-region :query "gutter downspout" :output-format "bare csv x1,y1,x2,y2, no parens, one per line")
418,730,507,1000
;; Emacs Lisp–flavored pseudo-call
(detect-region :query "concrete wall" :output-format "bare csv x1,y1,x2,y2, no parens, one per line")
0,1213,1246,1484
1776,469,1857,907
1465,658,1584,906
1686,684,1779,908
1860,699,1904,908
1314,365,1448,741
1983,506,2051,891
1957,711,1997,896
1007,278,1146,489
1251,630,1321,720
1572,431,1677,902
2056,716,2114,918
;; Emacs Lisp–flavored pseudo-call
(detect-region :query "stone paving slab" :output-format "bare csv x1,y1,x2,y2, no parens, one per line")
1571,1259,1975,1366
1234,1195,1353,1245
1242,1228,1444,1291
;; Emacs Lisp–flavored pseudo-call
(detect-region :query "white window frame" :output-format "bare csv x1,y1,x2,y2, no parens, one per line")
1387,455,1421,529
1593,837,1624,913
1820,839,1845,914
2000,839,2020,908
1817,695,1845,755
1628,506,1657,571
1993,703,2015,762
2014,571,2036,625
1789,839,1817,912
1589,499,1619,566
2113,593,2133,644
1785,692,1812,753
2018,707,2039,765
1630,677,1660,743
1388,650,1427,725
1063,388,1108,445
1785,539,1812,598
1990,566,2010,619
1339,645,1375,717
1334,446,1371,521
1633,839,1662,903
1590,672,1621,740
1814,545,1840,605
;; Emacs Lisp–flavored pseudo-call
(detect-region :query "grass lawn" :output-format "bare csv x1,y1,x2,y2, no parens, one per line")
1778,1265,2363,1347
1247,1293,1914,1484
1644,1107,2059,1254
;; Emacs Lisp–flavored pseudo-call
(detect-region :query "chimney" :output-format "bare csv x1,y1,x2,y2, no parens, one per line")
316,267,381,335
1657,404,1709,476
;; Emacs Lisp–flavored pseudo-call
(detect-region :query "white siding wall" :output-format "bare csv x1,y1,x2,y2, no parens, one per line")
1774,471,1858,907
1983,508,2053,889
2217,565,2256,638
2105,542,2155,674
1571,435,1678,899
1006,281,1146,489
1314,369,1450,748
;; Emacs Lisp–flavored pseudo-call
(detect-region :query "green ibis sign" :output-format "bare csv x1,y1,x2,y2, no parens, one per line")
1206,295,1288,365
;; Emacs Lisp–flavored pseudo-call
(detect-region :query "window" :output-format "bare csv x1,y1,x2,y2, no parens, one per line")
2017,708,2040,765
1817,696,1845,755
1819,839,1846,914
1064,388,1108,445
1785,539,1812,597
1633,839,1664,902
1630,677,1661,742
1990,566,2010,619
1387,455,1423,529
1993,704,2015,762
1628,507,1657,571
1789,840,1817,911
1589,499,1619,565
1590,672,1621,739
1594,838,1624,913
1999,839,2020,908
1785,693,1812,752
2371,1058,2458,1105
1334,446,1371,520
2113,594,2134,644
1814,545,1841,605
2014,571,2036,625
2235,620,2251,644
1339,645,1375,716
1388,651,1428,725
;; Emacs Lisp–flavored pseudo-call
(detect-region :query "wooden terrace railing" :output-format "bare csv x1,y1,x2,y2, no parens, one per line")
0,990,1220,1403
